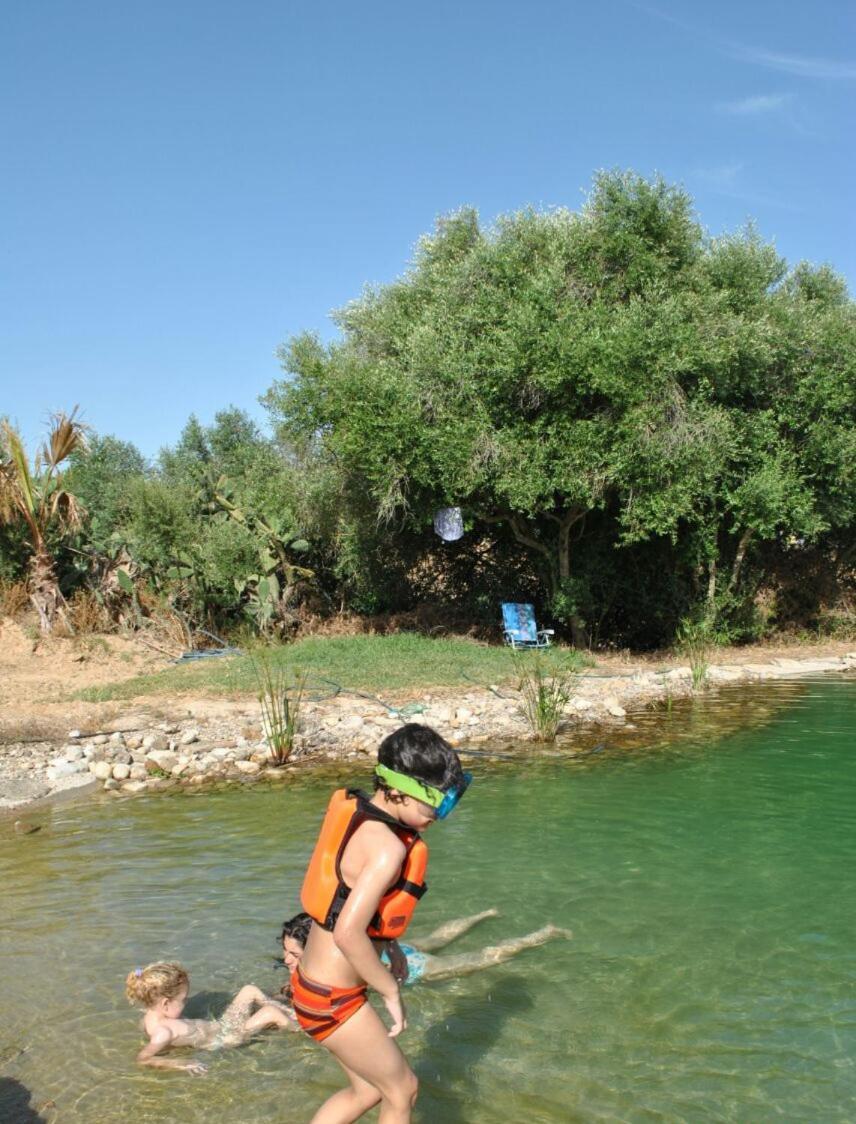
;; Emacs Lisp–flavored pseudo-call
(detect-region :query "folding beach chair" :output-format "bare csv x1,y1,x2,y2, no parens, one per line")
501,603,554,649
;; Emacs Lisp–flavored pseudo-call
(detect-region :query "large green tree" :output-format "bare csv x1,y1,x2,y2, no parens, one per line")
265,172,855,642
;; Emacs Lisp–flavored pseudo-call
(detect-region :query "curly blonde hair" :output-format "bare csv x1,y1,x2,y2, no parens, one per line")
125,962,189,1008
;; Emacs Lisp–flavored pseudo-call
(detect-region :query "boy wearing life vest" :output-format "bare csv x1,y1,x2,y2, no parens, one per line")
293,723,470,1124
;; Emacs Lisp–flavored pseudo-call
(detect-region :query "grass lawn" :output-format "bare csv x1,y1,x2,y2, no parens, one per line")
73,634,593,703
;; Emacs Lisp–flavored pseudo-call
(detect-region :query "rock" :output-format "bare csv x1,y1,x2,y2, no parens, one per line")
604,697,627,719
110,750,132,765
112,763,131,781
125,735,143,750
456,707,473,721
338,715,365,732
90,761,113,781
103,778,120,791
68,729,82,740
90,734,109,746
666,667,691,681
46,759,86,781
50,773,96,795
109,732,125,745
142,733,168,753
63,745,85,762
235,760,261,775
129,764,148,781
106,715,148,734
171,761,191,777
146,750,178,773
14,820,41,834
121,780,149,794
180,728,200,745
0,777,50,808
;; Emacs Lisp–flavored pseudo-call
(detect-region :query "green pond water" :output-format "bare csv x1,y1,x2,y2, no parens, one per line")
2,678,855,1123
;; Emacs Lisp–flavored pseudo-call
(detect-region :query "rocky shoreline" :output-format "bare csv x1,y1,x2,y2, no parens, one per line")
2,652,854,813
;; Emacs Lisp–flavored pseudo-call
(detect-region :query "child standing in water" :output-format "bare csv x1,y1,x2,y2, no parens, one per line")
294,723,470,1123
125,962,294,1073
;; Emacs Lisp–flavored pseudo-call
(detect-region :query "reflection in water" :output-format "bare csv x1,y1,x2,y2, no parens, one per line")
1,678,855,1122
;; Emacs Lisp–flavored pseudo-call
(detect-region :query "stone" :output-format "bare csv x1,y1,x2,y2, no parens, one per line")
63,745,84,762
106,715,147,734
456,707,473,721
170,761,191,777
235,760,261,775
90,760,113,781
50,773,96,795
604,697,627,719
46,759,87,781
125,735,143,750
180,728,200,745
146,750,178,773
90,734,109,746
0,777,49,808
103,778,120,791
338,715,365,731
121,780,149,794
129,764,148,781
112,763,131,781
68,729,82,740
142,733,168,753
109,732,125,745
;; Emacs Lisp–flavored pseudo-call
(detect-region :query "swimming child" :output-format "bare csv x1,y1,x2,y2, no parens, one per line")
280,909,572,986
293,723,469,1123
125,961,295,1074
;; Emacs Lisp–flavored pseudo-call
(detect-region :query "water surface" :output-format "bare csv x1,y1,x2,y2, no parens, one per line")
2,679,855,1122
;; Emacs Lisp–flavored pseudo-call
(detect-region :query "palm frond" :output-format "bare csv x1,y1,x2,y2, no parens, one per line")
0,421,37,519
49,488,85,530
44,406,89,469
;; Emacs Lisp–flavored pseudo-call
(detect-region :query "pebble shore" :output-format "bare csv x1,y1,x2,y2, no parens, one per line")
2,652,854,812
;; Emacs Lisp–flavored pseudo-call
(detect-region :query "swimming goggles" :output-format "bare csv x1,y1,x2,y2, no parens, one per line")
374,764,473,819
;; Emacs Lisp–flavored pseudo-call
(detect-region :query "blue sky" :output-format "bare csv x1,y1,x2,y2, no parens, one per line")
2,0,854,459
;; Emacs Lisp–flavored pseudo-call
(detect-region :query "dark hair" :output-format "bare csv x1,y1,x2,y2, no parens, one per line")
374,723,464,795
280,912,312,948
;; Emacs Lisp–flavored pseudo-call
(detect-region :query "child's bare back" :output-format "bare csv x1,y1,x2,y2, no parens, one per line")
127,963,295,1074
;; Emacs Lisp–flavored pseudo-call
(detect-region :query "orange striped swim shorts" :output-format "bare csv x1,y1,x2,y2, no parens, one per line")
290,966,368,1042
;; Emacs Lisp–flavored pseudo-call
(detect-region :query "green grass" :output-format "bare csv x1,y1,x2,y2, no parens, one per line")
73,634,594,703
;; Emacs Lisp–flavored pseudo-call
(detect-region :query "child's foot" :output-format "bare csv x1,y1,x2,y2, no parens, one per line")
543,924,573,941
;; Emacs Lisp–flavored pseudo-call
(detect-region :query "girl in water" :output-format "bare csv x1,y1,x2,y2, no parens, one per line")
280,909,571,986
125,961,294,1074
293,723,468,1123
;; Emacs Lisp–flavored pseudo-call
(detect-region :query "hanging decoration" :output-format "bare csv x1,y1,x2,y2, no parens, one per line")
433,506,464,542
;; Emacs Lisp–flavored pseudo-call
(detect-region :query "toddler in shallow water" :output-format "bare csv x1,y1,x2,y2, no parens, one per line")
125,962,295,1074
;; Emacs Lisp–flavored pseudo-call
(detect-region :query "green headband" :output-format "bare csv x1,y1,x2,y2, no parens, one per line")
374,764,444,809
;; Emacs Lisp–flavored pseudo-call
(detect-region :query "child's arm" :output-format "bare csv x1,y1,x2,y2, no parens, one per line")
333,832,409,1036
137,1028,207,1075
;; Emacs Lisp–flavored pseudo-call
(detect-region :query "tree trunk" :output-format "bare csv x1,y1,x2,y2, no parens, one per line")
28,550,69,635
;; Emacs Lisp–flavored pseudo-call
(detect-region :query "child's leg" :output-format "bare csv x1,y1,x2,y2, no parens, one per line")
220,983,267,1023
243,1002,294,1035
414,908,499,952
312,1001,418,1124
419,924,572,981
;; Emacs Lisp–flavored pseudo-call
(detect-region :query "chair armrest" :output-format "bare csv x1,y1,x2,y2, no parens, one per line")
539,629,555,636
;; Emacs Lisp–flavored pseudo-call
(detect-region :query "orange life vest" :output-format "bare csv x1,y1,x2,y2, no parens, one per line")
300,788,428,939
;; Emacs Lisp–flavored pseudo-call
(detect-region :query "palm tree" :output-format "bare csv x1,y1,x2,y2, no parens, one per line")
0,409,89,633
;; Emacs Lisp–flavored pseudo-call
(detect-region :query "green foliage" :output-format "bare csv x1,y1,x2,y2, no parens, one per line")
265,170,855,645
513,653,579,741
251,647,307,765
676,614,718,690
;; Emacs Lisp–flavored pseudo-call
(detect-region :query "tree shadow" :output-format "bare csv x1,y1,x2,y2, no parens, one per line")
413,974,534,1123
0,1078,49,1123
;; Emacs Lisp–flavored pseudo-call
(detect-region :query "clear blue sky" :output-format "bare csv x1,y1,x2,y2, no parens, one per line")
2,0,854,459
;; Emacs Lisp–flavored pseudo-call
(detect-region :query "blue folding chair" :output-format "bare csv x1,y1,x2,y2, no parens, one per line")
501,603,555,649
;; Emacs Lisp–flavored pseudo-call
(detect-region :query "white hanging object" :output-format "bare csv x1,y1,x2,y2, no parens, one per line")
434,506,464,541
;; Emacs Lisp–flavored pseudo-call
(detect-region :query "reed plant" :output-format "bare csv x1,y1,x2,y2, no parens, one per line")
676,615,715,690
251,648,307,765
513,652,578,741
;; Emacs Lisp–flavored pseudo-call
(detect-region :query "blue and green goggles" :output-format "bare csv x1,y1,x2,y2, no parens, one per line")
375,764,473,819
